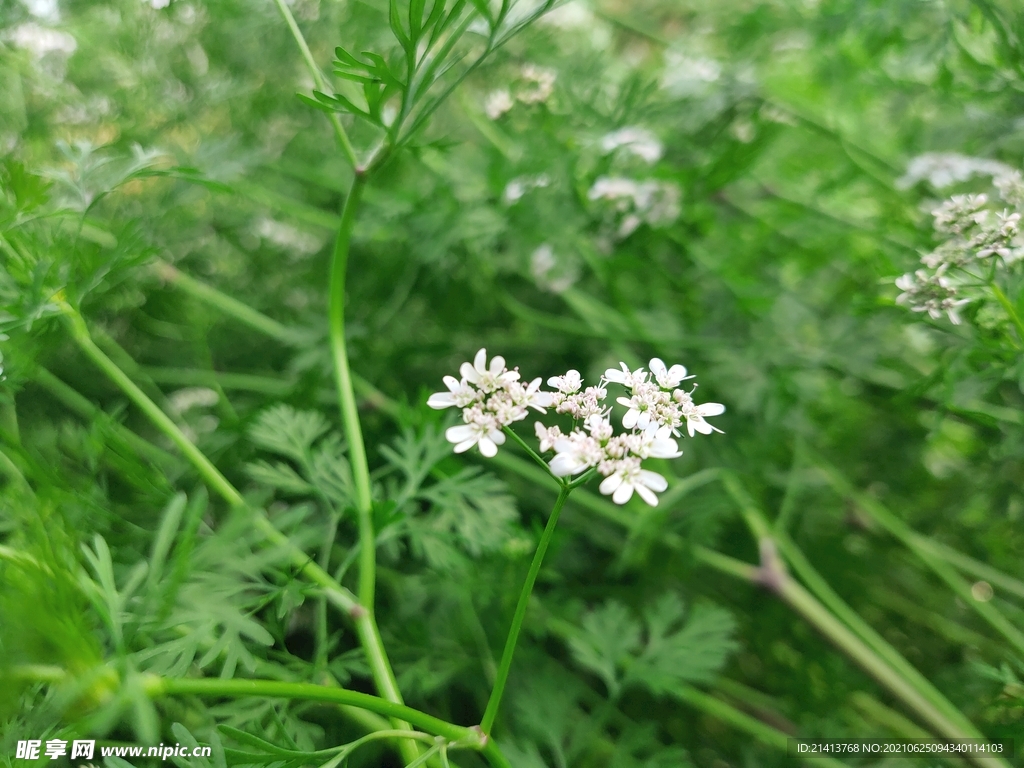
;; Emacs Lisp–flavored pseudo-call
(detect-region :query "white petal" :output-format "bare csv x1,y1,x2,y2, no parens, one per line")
612,483,635,505
474,348,488,374
478,437,498,457
636,411,651,429
489,355,505,375
490,430,506,445
635,484,659,506
697,402,725,417
639,470,667,492
445,424,476,443
427,392,456,409
599,473,623,495
443,375,462,392
622,409,639,429
454,438,478,453
461,362,480,383
691,419,714,435
668,364,689,381
550,453,580,476
649,358,667,376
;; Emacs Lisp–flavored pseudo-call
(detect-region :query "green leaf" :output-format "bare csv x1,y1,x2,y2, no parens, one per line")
246,460,314,495
568,601,641,697
249,404,329,462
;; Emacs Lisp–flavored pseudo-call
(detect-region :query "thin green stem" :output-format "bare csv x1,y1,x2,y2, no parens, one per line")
63,305,245,508
502,425,555,475
59,303,364,617
692,548,1009,768
721,473,984,739
270,0,358,168
815,458,1024,657
145,676,477,744
154,260,300,345
480,484,571,734
990,281,1024,344
671,684,848,768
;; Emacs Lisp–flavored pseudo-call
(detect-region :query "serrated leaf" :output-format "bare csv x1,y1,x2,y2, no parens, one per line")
568,601,641,697
627,602,738,694
246,460,314,495
249,405,329,462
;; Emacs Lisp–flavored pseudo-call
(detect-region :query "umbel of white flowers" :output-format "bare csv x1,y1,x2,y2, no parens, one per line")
429,350,724,506
894,171,1024,324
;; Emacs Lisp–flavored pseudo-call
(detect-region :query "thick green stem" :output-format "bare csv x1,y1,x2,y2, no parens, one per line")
692,548,1009,768
330,176,373,605
328,176,418,761
480,484,571,734
270,0,358,168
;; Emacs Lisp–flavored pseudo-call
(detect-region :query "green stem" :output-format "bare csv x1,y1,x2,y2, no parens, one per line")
63,306,245,507
671,684,848,768
60,304,364,615
480,484,571,734
154,260,299,346
502,425,554,475
270,0,358,169
990,281,1024,343
815,459,1024,657
329,176,373,605
328,176,418,761
721,473,983,739
692,548,1009,768
145,676,477,744
910,536,1024,602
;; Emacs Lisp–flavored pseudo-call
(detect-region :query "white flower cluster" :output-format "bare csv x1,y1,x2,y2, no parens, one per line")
895,270,970,325
538,359,723,505
600,127,664,165
530,244,579,293
428,349,551,457
896,153,1013,190
484,64,557,119
588,177,682,239
431,351,724,507
896,173,1024,325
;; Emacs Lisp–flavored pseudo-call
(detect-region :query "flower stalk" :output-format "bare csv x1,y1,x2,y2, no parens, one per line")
480,483,572,734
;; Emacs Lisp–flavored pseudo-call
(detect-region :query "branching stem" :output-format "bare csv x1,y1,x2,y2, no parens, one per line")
480,483,572,734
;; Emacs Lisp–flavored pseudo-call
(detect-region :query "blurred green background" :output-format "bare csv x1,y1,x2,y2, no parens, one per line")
1,0,1023,765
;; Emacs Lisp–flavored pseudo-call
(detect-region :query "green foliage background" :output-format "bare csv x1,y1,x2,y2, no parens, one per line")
1,0,1023,765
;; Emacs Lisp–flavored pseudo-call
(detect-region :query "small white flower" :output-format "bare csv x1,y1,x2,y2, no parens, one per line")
427,375,477,409
535,422,564,452
896,153,1012,190
518,64,556,104
547,369,582,393
684,402,725,437
460,348,519,392
648,357,693,389
600,127,663,164
603,362,645,388
485,89,514,120
599,463,668,506
445,423,506,457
